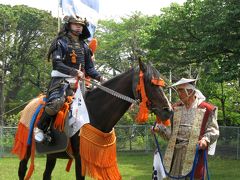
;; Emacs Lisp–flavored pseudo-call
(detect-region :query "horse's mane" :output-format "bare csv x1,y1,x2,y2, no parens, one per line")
145,63,160,80
85,68,135,98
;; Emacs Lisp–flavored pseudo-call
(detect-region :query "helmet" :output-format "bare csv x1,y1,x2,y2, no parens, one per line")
65,16,86,25
63,15,90,39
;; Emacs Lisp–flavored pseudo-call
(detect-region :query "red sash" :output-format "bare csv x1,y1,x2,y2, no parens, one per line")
194,101,215,179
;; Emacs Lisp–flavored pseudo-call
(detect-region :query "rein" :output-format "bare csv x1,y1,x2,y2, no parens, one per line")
153,133,210,180
83,77,139,105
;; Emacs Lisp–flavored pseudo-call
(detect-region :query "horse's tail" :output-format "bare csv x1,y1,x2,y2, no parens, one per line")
11,95,46,179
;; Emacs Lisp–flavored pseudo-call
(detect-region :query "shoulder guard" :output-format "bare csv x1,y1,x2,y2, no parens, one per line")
58,37,68,56
47,38,58,61
47,37,68,61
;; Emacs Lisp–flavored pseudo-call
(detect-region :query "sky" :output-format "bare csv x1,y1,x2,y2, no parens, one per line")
0,0,186,19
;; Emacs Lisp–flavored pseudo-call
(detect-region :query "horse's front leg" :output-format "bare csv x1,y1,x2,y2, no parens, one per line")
71,131,85,180
18,146,31,180
43,154,57,180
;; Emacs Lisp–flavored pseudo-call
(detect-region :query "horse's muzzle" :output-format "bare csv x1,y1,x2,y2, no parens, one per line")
153,107,173,122
163,108,174,120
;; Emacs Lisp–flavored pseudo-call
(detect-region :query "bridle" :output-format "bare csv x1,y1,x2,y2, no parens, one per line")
82,68,166,122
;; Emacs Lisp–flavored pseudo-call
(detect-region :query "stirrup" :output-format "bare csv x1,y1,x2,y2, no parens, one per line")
44,131,54,144
34,127,45,143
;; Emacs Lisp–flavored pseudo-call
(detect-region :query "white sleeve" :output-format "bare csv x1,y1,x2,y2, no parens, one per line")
203,107,219,144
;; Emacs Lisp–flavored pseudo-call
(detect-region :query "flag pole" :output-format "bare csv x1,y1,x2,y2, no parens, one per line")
58,0,61,32
169,69,172,103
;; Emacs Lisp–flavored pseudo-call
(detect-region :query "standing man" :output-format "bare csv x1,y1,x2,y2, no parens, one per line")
34,16,102,143
153,78,219,179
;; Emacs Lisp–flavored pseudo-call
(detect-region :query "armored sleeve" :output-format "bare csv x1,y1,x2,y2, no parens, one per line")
51,39,78,77
202,107,219,145
83,43,101,80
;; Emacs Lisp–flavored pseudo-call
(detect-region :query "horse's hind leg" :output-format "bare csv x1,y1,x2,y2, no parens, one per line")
18,146,31,180
74,154,85,180
71,131,85,180
43,155,57,180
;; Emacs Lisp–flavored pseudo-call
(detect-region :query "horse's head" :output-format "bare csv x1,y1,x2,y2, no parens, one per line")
134,59,173,122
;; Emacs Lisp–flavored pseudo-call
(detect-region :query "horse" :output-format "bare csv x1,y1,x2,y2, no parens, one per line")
12,60,173,180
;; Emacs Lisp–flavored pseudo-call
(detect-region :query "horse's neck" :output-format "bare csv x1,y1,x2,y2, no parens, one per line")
85,69,135,133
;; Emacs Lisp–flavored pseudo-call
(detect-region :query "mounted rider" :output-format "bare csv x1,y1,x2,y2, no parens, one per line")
34,15,102,143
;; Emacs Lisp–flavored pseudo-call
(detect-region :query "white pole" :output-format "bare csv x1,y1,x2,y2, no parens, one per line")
58,0,61,32
189,64,192,78
237,127,239,160
0,19,6,155
169,69,172,102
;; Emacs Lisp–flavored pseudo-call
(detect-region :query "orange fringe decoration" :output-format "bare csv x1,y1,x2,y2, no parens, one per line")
12,96,45,180
12,96,45,160
24,108,45,180
12,122,30,160
135,70,149,123
80,124,121,180
54,96,73,131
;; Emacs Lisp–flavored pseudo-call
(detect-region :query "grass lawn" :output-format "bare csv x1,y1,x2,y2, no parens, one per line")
0,152,239,179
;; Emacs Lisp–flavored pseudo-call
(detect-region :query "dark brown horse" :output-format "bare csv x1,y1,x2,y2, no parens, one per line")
15,60,173,180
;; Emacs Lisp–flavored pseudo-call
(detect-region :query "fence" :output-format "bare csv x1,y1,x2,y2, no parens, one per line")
0,125,239,159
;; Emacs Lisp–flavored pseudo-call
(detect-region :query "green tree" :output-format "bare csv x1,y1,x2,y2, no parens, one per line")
95,12,153,76
146,0,240,125
0,4,57,121
147,0,240,80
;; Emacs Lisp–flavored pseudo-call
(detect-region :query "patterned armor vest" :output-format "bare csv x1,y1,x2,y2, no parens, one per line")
63,36,86,71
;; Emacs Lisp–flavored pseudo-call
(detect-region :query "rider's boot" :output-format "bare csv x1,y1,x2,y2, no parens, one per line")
34,110,52,143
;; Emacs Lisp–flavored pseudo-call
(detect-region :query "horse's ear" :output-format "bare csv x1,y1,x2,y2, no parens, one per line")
138,58,147,72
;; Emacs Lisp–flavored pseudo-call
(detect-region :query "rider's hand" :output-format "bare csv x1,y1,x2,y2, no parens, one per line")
152,124,171,140
151,126,160,134
100,76,107,83
198,138,208,150
77,70,84,79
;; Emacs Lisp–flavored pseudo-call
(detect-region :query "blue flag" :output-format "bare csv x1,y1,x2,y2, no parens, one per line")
60,0,99,38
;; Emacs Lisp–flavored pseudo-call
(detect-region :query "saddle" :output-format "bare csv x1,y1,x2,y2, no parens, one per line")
35,87,89,157
36,114,72,157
